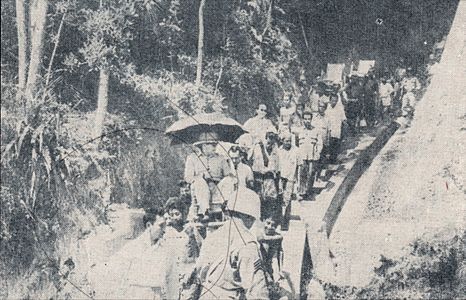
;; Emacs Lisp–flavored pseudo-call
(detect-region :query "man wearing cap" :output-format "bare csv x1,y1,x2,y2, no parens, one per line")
184,132,233,220
187,186,270,299
243,104,277,146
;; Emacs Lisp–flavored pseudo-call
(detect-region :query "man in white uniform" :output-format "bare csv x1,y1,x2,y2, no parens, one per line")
378,77,395,123
243,104,277,146
184,132,232,220
401,68,421,116
326,94,346,163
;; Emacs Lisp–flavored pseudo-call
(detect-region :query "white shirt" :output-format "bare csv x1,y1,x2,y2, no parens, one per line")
326,102,346,139
243,116,276,144
379,82,394,106
249,143,279,174
379,82,394,98
278,146,298,181
296,126,323,161
232,162,254,187
312,114,330,146
402,77,420,92
184,152,231,183
279,103,296,128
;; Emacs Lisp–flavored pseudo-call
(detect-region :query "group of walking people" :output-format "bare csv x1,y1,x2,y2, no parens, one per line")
135,66,423,299
342,67,422,132
182,66,423,232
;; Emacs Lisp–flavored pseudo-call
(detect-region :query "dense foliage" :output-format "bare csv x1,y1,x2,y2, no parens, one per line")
323,231,466,299
0,0,460,298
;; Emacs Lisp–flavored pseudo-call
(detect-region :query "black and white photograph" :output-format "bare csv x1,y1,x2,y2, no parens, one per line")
1,0,465,299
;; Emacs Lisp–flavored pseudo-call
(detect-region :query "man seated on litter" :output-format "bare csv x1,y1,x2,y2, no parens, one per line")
184,131,233,221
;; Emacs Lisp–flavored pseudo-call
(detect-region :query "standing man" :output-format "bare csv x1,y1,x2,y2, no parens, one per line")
243,104,277,146
312,100,330,158
310,101,329,184
401,67,421,117
392,76,403,117
326,94,347,163
189,190,270,299
228,146,254,189
184,132,232,221
249,130,280,222
378,76,395,124
363,72,378,127
308,83,321,113
277,132,298,230
342,75,363,134
289,102,305,147
296,111,324,200
279,93,296,135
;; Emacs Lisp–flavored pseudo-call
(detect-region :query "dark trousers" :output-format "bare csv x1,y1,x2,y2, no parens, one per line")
363,97,376,127
254,172,280,222
328,137,341,163
279,178,293,231
298,160,316,199
262,197,282,224
345,101,361,134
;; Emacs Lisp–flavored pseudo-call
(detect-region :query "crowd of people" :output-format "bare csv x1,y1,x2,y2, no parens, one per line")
183,67,423,229
135,66,424,299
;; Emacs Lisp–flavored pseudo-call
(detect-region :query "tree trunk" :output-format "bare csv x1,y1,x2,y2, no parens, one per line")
45,8,67,87
93,0,109,141
94,69,109,139
195,0,206,88
15,0,28,97
26,0,48,101
261,0,273,38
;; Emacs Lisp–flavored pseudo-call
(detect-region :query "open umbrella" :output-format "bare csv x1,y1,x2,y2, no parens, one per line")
165,113,247,145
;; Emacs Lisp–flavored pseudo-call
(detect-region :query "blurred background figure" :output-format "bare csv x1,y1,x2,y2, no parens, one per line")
296,111,324,200
277,132,298,230
279,93,297,135
326,94,347,164
378,75,395,124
